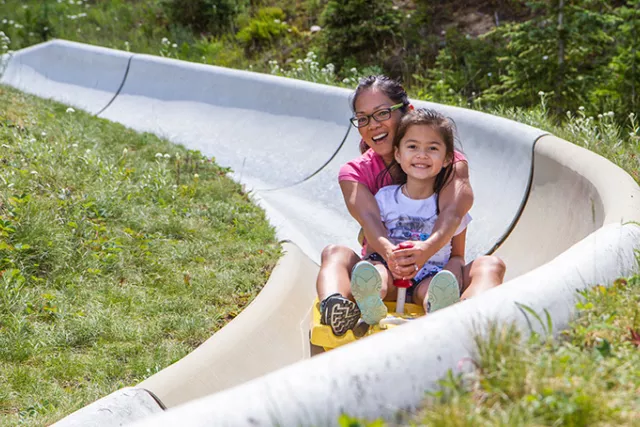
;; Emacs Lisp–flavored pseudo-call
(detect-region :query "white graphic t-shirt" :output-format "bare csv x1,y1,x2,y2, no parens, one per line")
375,185,472,280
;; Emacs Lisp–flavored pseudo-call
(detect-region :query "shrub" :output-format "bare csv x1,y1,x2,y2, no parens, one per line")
319,0,403,74
236,7,291,52
161,0,243,36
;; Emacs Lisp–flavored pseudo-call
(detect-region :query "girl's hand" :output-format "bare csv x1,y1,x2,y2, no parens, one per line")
387,242,421,280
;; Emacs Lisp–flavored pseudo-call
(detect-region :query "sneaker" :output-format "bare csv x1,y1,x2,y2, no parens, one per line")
350,261,388,325
426,270,460,313
320,293,361,336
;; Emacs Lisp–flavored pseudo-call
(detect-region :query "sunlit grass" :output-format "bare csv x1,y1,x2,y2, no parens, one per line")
0,85,279,426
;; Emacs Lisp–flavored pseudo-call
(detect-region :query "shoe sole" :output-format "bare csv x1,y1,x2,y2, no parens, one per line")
323,297,360,336
351,261,387,325
426,270,460,313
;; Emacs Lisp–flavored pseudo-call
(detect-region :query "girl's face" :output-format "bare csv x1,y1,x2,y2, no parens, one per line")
394,124,451,182
353,88,403,163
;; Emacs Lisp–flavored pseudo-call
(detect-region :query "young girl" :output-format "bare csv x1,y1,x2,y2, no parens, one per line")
350,108,471,325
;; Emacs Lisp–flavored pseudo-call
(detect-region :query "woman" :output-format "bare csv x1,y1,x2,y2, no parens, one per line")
317,75,506,336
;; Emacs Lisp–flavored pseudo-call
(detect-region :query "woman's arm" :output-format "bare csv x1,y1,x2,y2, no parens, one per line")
390,161,473,278
339,180,395,260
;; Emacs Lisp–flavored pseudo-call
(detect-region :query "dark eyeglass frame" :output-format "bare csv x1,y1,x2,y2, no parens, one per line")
350,103,404,128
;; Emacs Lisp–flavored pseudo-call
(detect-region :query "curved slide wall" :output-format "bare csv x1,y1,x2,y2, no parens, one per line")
2,40,639,426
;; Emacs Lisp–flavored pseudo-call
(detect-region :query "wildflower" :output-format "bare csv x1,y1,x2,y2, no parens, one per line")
274,19,281,24
310,25,321,33
161,37,168,44
538,91,545,96
543,55,549,60
66,107,75,113
342,78,350,83
30,170,37,175
41,131,46,137
579,106,585,111
406,14,412,18
72,143,78,147
163,153,171,159
598,114,603,118
607,111,615,117
350,67,357,74
194,173,199,178
85,149,91,153
392,5,398,10
123,148,128,155
487,72,492,77
155,153,163,158
172,43,177,48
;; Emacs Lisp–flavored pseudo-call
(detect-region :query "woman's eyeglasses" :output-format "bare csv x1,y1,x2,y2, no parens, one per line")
350,103,404,128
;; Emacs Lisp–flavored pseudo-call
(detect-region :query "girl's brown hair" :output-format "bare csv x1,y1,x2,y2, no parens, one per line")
384,108,459,212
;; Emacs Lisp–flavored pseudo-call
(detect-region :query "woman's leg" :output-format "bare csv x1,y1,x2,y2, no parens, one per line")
460,255,506,300
316,244,361,301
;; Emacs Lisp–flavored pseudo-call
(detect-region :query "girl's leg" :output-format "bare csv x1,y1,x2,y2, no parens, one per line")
460,255,506,300
316,244,361,301
371,262,397,301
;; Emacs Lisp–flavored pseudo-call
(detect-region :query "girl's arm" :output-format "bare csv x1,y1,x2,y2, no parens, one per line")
339,180,395,260
390,161,473,278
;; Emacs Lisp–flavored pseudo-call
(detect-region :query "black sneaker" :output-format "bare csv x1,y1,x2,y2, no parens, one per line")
320,293,361,336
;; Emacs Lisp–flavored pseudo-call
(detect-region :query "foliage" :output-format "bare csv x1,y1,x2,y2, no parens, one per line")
318,0,403,74
236,7,295,53
161,0,246,36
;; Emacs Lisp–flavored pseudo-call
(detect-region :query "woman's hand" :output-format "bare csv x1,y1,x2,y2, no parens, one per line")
387,241,423,280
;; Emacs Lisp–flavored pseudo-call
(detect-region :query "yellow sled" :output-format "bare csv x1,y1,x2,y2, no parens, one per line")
310,298,425,351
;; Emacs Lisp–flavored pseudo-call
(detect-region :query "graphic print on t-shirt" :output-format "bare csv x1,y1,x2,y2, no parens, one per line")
388,214,436,244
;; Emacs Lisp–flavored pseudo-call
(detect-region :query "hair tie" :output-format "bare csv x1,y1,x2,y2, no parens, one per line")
408,104,415,111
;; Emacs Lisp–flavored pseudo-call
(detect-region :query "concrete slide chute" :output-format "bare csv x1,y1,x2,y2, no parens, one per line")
2,41,639,426
1,40,132,115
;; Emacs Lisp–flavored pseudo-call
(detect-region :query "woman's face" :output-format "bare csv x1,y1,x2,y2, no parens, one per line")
353,88,403,163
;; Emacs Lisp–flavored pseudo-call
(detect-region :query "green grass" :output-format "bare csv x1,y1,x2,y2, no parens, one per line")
0,85,280,426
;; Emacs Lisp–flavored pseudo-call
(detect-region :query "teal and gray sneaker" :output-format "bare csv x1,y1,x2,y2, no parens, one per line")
350,261,388,325
426,270,460,313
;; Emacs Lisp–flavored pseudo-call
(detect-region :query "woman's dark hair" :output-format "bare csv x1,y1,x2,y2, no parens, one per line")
385,108,459,213
350,75,410,154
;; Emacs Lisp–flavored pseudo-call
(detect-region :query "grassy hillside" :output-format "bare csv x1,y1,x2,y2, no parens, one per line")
0,85,279,426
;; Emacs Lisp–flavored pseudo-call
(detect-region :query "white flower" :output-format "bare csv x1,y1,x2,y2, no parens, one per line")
72,143,78,147
487,72,492,77
41,131,46,136
350,67,357,74
578,106,585,111
66,107,75,113
598,114,603,118
30,170,38,175
607,111,615,117
342,78,350,83
543,55,549,60
538,91,545,96
155,153,163,158
161,37,168,44
274,19,281,24
310,25,321,33
85,149,91,153
163,153,171,159
123,148,128,155
392,5,398,10
194,173,199,178
172,43,177,48
406,14,412,18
